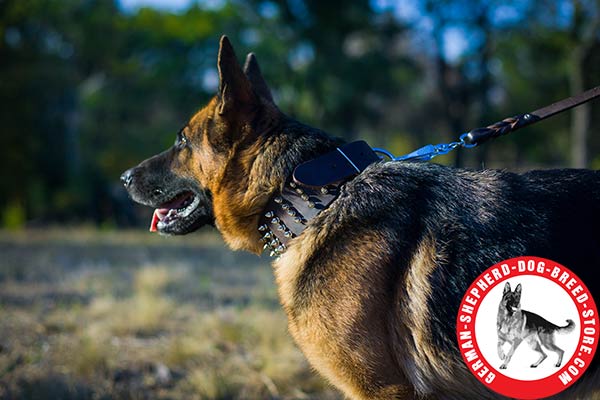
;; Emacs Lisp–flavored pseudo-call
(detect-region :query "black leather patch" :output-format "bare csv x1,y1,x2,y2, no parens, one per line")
258,141,381,255
292,140,380,188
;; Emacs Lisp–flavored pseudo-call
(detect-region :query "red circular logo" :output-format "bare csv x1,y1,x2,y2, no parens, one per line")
456,256,598,399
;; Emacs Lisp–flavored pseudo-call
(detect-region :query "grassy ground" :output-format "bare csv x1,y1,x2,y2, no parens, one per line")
0,228,341,400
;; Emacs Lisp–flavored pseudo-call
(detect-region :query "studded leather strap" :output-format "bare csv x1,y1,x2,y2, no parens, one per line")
257,141,380,257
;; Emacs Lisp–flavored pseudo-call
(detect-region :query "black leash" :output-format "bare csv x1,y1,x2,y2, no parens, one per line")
464,85,600,146
373,85,600,161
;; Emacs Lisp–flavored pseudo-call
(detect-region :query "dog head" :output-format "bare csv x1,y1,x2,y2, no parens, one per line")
501,282,522,313
121,36,280,247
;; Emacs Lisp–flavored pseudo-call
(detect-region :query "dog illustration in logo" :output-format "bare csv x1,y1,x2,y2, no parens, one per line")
497,282,576,369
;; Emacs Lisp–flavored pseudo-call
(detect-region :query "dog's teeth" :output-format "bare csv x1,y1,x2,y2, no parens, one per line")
167,209,178,217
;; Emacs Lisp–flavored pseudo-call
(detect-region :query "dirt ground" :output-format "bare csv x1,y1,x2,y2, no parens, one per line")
0,228,340,400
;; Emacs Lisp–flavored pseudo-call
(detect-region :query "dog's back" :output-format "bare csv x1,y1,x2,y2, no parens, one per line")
521,310,576,337
277,160,600,399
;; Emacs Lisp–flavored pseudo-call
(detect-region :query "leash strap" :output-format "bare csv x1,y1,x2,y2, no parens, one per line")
376,85,600,162
464,85,600,146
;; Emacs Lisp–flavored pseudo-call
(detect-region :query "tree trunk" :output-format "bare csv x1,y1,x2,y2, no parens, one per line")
569,0,599,168
570,47,588,168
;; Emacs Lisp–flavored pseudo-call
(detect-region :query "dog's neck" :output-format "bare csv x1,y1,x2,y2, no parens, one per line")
212,113,379,255
256,140,380,256
211,114,342,254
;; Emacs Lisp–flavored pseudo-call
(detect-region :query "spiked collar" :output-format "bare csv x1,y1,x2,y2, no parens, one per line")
257,140,380,257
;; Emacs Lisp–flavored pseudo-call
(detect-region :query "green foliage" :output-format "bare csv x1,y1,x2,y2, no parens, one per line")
2,200,26,229
0,0,598,226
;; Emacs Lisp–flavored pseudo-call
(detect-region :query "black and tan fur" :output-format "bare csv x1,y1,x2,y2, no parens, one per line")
497,282,576,370
122,36,600,399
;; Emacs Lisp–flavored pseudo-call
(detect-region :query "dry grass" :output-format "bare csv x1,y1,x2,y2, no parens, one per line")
0,228,341,400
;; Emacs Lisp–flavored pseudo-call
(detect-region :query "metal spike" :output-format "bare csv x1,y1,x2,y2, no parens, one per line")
276,245,285,253
258,224,268,232
277,223,286,231
263,231,273,239
301,194,309,201
271,217,280,224
274,196,283,204
296,188,304,195
265,211,274,218
263,243,272,250
294,216,303,223
284,231,293,238
289,181,297,188
281,203,290,210
320,187,329,194
270,239,279,247
307,201,315,208
287,209,296,217
269,250,278,257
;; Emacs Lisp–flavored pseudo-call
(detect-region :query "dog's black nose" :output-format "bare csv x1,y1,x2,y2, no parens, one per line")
120,169,134,188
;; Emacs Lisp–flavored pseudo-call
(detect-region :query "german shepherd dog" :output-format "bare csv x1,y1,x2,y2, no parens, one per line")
121,36,599,399
497,282,576,370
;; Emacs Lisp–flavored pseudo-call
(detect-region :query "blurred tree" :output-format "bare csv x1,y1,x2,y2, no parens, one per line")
568,0,600,167
493,0,600,168
0,0,81,223
0,0,598,227
246,0,422,144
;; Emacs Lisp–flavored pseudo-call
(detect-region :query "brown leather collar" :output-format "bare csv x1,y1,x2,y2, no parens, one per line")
257,140,380,257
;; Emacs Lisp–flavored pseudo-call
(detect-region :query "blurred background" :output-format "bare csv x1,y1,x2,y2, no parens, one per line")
0,0,599,399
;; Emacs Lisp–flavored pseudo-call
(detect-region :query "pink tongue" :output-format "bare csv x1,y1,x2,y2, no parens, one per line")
149,208,170,232
150,210,160,232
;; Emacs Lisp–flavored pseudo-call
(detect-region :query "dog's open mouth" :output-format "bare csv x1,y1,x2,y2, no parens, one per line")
150,191,200,232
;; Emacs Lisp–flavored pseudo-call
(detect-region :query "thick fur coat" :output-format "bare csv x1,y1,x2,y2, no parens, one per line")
122,36,600,399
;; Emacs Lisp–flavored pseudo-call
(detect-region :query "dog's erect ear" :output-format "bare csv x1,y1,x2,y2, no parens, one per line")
503,282,511,295
514,283,522,301
243,53,274,102
217,35,254,115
